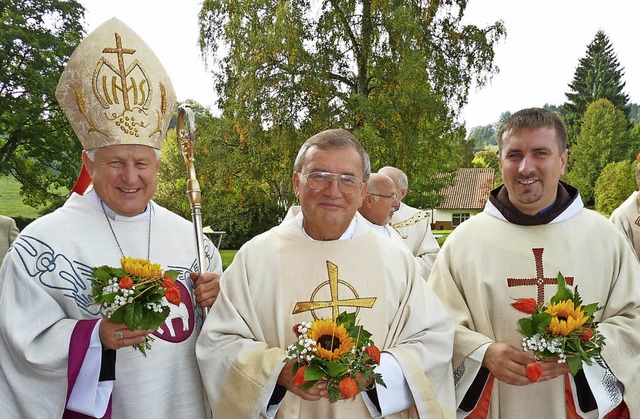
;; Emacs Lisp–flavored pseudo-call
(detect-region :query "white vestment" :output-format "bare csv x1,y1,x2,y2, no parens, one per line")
428,193,640,418
197,208,456,418
0,190,222,418
610,191,640,260
391,203,440,280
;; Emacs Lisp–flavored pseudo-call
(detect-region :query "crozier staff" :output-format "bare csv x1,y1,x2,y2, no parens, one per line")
0,18,221,419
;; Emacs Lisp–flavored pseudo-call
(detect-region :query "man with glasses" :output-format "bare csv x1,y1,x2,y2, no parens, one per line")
197,129,455,418
358,173,405,247
379,166,440,281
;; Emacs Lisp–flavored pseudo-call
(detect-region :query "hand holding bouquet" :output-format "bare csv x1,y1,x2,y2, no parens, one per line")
284,311,386,402
91,257,181,355
512,272,606,381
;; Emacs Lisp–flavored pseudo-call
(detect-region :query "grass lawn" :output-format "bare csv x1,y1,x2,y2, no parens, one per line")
0,176,41,218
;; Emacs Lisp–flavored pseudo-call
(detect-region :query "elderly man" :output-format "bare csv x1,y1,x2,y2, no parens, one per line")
358,173,405,246
0,19,221,418
197,129,455,418
378,166,440,280
428,108,640,417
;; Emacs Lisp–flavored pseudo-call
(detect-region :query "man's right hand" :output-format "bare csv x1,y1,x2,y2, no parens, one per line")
482,342,537,385
277,361,328,401
98,316,152,350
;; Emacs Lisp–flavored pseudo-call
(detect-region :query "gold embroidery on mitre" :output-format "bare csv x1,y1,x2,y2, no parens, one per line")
292,261,376,321
55,18,176,150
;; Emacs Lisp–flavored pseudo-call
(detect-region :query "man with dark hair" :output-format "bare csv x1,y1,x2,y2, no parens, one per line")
197,129,455,418
429,107,640,417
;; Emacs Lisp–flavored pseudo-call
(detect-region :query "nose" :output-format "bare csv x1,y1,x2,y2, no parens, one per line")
518,156,534,175
324,175,342,197
121,162,138,183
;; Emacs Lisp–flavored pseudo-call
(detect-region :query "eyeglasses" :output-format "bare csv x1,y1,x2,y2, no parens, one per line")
298,171,364,194
369,193,399,201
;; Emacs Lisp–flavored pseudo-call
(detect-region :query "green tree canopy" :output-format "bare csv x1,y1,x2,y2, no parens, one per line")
472,149,502,187
0,0,86,211
594,159,637,217
565,98,631,205
563,30,630,146
468,124,496,149
197,0,506,224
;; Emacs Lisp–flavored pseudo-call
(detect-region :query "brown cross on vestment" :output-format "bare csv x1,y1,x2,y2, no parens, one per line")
507,248,574,304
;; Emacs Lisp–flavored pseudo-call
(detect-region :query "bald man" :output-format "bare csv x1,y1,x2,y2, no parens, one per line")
379,166,440,281
358,174,405,247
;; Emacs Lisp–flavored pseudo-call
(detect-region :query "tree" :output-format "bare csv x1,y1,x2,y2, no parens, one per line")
472,149,502,187
563,30,630,146
198,0,506,229
0,0,86,211
468,124,496,149
565,99,630,205
594,160,637,217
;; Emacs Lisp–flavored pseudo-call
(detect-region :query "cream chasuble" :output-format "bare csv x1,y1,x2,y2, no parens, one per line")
610,191,640,260
391,203,440,280
428,199,640,418
197,210,456,418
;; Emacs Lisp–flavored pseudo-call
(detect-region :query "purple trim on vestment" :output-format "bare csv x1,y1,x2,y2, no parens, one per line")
62,319,112,419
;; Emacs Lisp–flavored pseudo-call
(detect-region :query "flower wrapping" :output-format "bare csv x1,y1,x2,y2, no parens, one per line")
91,257,181,355
513,272,606,377
284,311,386,403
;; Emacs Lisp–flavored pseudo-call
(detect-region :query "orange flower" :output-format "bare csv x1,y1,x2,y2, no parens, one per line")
338,376,359,399
292,365,308,387
162,279,176,290
165,287,181,305
526,362,542,382
512,298,537,314
364,346,381,365
119,276,133,289
579,328,594,341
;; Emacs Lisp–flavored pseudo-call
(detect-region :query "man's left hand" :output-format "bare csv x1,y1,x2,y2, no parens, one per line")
190,271,220,309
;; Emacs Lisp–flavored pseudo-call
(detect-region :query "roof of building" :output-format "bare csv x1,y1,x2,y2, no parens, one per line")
436,168,495,210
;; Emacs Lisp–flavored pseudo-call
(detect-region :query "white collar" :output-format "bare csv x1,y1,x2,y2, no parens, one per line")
295,211,358,241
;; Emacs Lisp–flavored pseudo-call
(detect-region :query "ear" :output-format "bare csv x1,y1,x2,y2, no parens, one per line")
82,151,94,175
560,149,568,175
292,171,300,197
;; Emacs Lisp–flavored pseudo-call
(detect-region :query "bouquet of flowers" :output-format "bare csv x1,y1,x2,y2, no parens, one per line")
91,257,181,355
284,311,386,402
512,272,606,382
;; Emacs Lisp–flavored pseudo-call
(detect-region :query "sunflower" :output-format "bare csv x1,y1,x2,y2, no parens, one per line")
545,299,589,336
120,257,162,278
307,318,354,360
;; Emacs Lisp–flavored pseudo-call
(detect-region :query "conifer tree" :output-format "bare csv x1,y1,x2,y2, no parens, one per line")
564,30,630,146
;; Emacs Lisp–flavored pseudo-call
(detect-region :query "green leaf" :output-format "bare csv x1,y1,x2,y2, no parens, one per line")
550,272,573,304
305,363,327,381
518,318,534,337
582,302,599,317
123,302,144,330
163,270,179,280
325,361,348,378
532,313,552,334
109,306,125,324
99,292,119,304
567,356,583,376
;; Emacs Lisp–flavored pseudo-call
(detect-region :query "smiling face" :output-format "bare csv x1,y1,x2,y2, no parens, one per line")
293,146,367,240
499,126,568,215
83,144,159,217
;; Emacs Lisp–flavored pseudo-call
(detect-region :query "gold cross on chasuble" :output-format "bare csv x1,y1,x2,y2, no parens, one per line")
507,248,574,304
292,261,376,321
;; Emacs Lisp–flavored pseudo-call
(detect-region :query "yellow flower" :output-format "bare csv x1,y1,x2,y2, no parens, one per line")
307,318,354,361
545,300,589,336
120,257,162,278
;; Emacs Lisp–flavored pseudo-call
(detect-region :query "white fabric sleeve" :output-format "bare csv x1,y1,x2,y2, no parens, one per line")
577,362,624,418
66,319,113,417
454,343,490,404
362,352,412,418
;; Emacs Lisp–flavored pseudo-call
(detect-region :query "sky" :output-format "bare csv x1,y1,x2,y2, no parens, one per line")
80,0,640,131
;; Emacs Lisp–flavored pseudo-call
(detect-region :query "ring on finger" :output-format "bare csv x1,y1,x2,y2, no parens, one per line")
115,330,124,340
